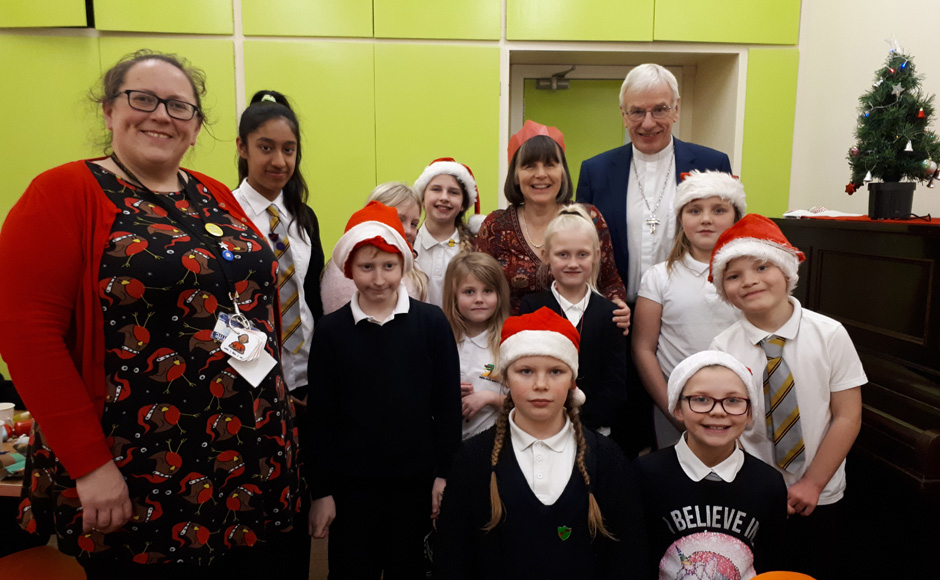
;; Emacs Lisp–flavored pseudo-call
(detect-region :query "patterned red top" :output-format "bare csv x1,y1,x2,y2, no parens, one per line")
475,203,626,314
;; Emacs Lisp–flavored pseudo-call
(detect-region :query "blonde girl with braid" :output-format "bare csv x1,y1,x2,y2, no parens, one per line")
434,308,649,579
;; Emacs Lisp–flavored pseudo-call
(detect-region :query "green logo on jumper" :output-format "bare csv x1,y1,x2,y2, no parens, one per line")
557,525,572,541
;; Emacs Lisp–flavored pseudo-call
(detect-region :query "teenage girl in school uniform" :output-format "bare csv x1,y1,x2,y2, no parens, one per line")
232,89,324,579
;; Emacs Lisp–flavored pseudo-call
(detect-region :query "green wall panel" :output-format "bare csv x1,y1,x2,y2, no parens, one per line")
93,0,233,34
374,0,499,40
242,0,372,38
524,79,625,193
374,44,500,218
0,0,86,27
0,34,100,378
654,0,800,45
741,48,799,217
508,0,653,41
0,35,100,226
244,41,375,252
100,38,237,186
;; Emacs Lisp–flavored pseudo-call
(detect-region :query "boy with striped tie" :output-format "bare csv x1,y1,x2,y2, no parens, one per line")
708,214,866,580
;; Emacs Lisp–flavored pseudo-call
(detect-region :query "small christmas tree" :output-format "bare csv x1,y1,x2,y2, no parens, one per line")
846,41,940,194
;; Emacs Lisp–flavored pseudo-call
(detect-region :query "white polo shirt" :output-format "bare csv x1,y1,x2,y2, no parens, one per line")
350,283,410,326
415,226,462,308
675,432,746,483
458,329,506,439
550,281,591,326
710,297,867,505
637,254,741,376
509,410,576,505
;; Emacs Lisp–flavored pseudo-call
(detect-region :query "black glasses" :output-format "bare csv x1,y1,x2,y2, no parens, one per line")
117,90,200,121
625,105,674,122
681,395,750,416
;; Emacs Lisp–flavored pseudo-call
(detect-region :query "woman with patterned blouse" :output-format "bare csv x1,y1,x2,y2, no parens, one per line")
475,121,626,314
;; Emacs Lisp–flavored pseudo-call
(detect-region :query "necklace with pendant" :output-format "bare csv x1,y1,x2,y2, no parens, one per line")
631,156,673,235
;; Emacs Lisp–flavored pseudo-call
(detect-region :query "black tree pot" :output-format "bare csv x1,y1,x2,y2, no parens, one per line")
868,181,915,220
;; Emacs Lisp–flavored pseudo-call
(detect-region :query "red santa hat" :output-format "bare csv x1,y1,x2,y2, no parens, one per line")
413,157,485,234
332,201,414,278
508,120,566,163
666,350,758,423
708,214,805,300
674,170,747,217
499,307,585,408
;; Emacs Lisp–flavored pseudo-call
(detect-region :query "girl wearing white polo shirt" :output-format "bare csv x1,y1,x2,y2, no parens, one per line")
632,171,746,448
441,252,510,440
413,157,484,307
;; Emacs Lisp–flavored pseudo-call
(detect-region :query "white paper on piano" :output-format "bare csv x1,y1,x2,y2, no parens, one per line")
783,208,865,218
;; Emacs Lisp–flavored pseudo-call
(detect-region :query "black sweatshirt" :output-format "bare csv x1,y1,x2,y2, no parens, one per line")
304,299,461,497
634,447,788,578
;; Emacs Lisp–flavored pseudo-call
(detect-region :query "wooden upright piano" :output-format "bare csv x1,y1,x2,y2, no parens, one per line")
774,218,940,498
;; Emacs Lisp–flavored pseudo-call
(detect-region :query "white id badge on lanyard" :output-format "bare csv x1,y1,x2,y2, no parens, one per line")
219,294,276,387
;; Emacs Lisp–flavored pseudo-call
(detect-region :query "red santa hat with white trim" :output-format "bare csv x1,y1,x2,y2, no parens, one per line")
498,307,586,408
332,200,414,278
413,157,485,234
708,213,805,301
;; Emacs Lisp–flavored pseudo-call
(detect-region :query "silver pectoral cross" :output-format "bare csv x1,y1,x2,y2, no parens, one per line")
645,214,660,234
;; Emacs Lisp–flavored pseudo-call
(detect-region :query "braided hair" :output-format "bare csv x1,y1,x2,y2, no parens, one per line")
483,387,615,540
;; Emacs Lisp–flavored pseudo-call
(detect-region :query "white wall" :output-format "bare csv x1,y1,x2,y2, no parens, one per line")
791,0,940,217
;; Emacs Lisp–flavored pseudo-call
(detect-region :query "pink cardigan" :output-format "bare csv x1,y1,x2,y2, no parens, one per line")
0,159,262,478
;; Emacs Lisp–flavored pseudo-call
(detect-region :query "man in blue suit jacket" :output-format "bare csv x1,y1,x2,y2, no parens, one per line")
578,141,731,294
577,64,731,300
576,64,731,456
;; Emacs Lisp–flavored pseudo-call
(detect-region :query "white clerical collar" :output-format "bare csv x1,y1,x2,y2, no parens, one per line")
632,137,675,164
350,283,411,325
675,432,745,483
236,178,286,217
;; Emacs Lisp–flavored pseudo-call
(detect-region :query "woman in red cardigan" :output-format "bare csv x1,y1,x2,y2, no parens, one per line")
0,50,300,578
